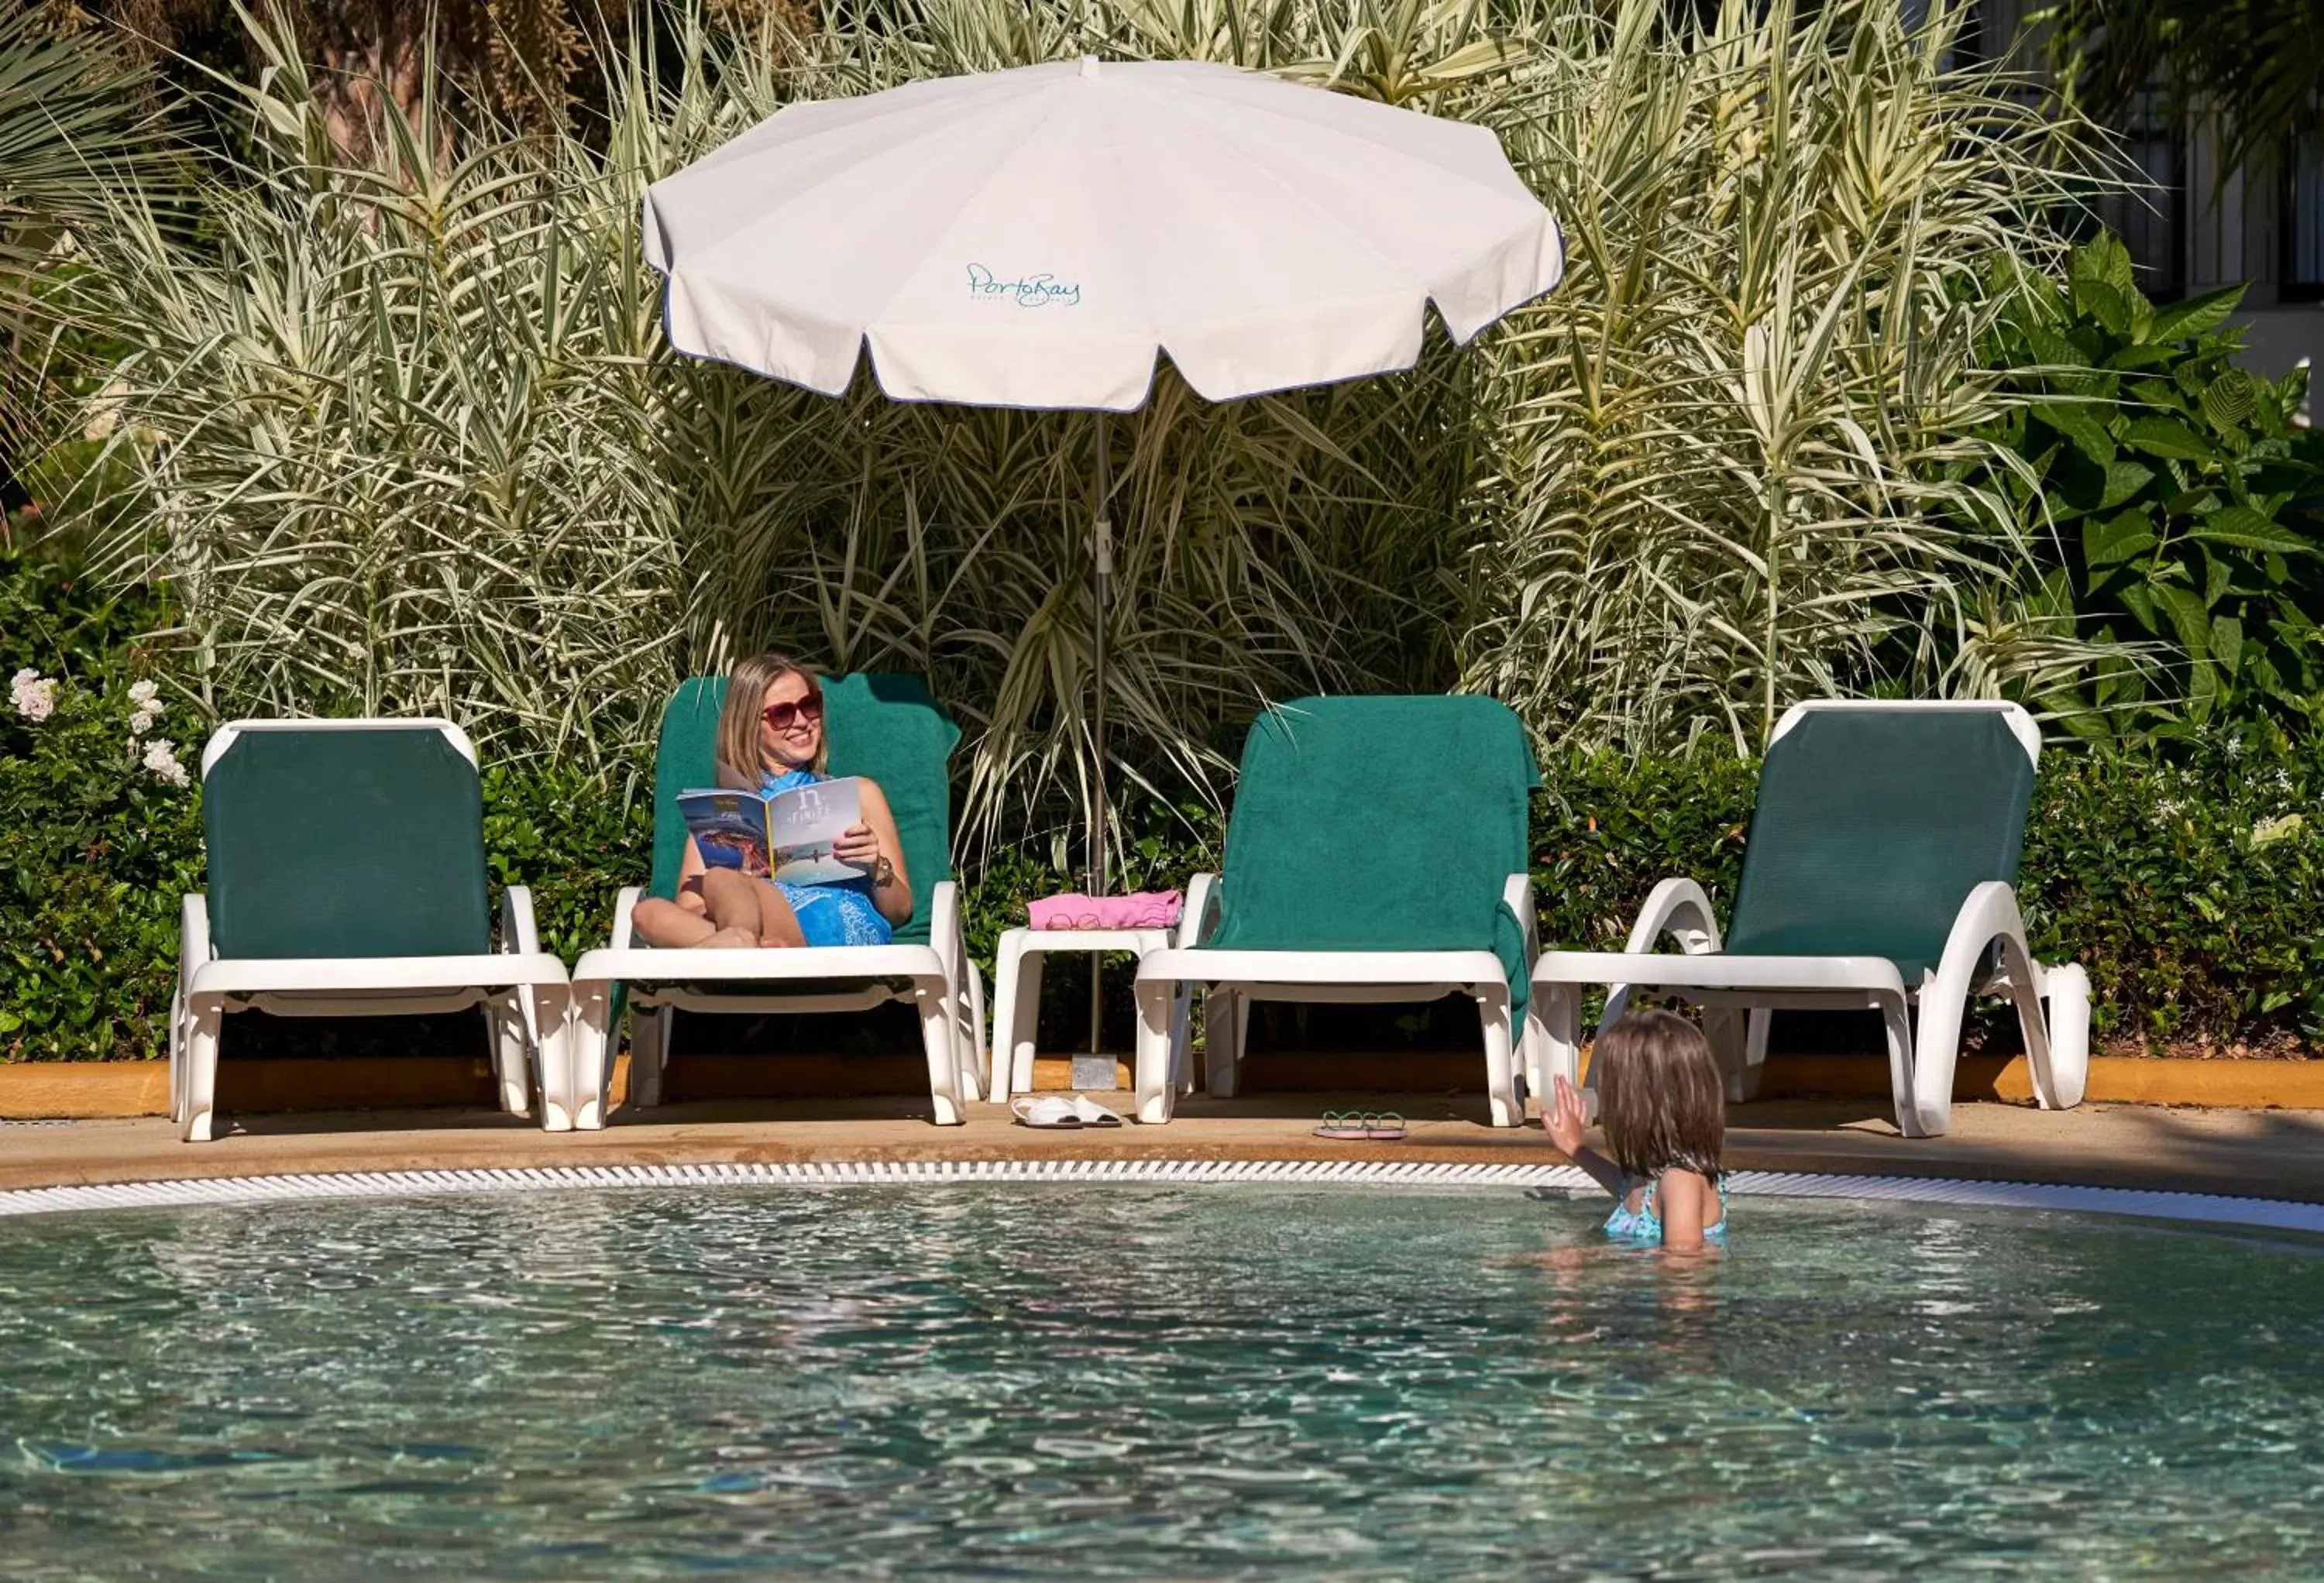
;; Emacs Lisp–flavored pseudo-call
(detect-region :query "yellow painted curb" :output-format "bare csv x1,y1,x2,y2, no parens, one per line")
1755,1053,2324,1109
5,1052,2323,1120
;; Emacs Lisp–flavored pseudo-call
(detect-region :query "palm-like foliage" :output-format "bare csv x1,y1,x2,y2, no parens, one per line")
2,2,153,472
1462,0,2092,753
0,2,150,280
2040,0,2324,180
49,0,2112,857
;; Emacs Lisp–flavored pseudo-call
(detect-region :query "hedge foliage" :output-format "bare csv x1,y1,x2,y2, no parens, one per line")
9,548,2324,1059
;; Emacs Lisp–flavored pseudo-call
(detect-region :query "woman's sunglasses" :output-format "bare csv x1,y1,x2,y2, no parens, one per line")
761,694,824,731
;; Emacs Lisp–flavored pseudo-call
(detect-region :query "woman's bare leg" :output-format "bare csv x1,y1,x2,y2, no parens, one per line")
631,897,718,949
697,868,805,947
751,880,806,948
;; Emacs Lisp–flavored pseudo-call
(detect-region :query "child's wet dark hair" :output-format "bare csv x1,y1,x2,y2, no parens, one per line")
1594,1009,1724,1182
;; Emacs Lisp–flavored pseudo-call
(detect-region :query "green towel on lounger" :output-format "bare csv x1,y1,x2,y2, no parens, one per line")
1202,695,1541,1016
645,673,959,948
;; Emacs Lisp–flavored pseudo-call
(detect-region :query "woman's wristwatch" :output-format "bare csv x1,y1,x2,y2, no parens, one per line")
871,854,898,888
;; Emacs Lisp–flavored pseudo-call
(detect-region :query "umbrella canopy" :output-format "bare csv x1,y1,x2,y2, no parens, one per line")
643,57,1564,410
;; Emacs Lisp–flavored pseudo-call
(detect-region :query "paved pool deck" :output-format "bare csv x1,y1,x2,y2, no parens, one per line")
5,1094,2321,1203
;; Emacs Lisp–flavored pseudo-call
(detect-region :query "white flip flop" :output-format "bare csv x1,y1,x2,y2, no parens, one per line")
1009,1095,1126,1128
1012,1097,1084,1129
1064,1094,1124,1128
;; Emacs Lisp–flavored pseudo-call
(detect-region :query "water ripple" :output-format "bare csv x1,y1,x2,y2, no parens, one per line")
0,1187,2321,1579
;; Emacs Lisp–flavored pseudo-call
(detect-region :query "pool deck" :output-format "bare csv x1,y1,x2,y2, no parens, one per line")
5,1094,2322,1203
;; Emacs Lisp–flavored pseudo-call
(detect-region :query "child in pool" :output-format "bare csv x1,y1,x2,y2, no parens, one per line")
630,654,913,949
1544,1009,1727,1251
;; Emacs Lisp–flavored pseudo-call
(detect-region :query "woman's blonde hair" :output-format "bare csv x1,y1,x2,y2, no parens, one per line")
714,653,827,785
1594,1009,1724,1181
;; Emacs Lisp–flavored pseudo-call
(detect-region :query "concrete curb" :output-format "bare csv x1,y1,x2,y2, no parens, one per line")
5,1052,2322,1119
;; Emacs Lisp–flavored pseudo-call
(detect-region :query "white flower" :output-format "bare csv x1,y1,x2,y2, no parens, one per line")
141,737,191,788
10,668,57,723
127,680,163,736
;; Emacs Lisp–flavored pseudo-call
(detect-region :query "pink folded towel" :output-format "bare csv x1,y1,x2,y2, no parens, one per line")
1027,890,1184,931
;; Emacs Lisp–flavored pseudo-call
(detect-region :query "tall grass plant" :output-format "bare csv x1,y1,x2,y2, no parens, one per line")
48,0,2109,853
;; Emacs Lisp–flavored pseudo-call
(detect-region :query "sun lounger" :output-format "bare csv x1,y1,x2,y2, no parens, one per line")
172,719,571,1142
1525,700,2090,1138
1131,695,1540,1125
559,674,985,1129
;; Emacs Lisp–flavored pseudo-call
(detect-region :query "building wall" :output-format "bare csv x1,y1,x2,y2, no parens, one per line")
1967,0,2322,392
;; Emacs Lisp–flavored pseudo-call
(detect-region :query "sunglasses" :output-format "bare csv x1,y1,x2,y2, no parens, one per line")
761,693,824,731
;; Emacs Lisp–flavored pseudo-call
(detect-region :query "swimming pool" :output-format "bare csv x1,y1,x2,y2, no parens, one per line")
5,1180,2322,1579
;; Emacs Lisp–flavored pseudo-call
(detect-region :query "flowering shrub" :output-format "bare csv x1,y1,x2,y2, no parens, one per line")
1,552,204,1059
11,549,2324,1058
1533,733,2324,1048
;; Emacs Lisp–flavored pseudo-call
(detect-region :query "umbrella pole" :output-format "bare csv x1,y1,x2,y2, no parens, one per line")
1087,410,1113,1061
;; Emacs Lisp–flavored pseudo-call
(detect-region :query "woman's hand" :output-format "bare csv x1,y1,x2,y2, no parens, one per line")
1545,1074,1590,1157
834,822,883,872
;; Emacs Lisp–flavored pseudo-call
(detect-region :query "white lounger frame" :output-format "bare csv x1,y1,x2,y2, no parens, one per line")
170,720,571,1143
1131,870,1537,1127
559,884,987,1131
1523,701,2091,1139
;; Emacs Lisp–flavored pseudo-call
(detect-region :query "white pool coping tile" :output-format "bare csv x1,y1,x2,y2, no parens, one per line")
2,1161,2321,1234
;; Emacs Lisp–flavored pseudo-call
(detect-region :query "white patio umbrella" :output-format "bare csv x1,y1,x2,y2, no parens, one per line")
644,55,1563,1049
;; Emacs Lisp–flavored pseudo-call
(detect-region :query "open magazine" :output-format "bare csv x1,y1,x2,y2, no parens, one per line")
677,776,865,884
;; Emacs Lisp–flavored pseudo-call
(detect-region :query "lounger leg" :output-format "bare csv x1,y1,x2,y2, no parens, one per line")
992,932,1030,1103
1532,980,1582,1094
167,987,187,1125
961,961,989,1104
1134,977,1180,1123
1203,987,1245,1099
915,975,964,1126
528,984,568,1125
1169,981,1194,1095
562,979,612,1132
1876,991,1926,1138
1477,984,1520,1128
1702,1007,1770,1104
629,1004,669,1110
2037,962,2091,1110
1703,1006,1748,1103
179,994,223,1144
487,991,531,1116
1742,1008,1770,1100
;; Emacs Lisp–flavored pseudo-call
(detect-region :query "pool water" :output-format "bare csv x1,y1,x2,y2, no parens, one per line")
5,1185,2323,1579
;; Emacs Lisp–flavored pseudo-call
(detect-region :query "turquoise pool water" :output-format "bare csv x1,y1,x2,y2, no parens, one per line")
4,1184,2322,1579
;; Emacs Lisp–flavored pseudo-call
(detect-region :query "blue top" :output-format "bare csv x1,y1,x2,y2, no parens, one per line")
1604,1167,1728,1247
761,768,893,948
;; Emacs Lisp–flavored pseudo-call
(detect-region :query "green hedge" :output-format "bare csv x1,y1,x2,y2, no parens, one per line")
10,552,2324,1059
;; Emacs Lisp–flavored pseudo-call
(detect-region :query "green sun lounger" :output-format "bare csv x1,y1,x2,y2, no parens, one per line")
559,673,984,1129
1131,694,1541,1125
173,719,571,1142
1526,700,2091,1138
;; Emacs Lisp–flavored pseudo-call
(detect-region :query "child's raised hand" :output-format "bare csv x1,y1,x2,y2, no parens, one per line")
1545,1074,1589,1156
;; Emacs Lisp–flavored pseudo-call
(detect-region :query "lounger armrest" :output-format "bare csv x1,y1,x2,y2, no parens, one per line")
1501,873,1538,963
609,885,645,952
1179,873,1222,949
1622,877,1722,956
929,878,962,967
180,893,213,993
500,886,545,957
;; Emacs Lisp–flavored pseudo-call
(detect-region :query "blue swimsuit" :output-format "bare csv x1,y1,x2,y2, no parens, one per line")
1604,1167,1728,1247
760,769,893,948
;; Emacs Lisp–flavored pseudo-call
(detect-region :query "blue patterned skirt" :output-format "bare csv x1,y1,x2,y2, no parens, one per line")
775,876,893,947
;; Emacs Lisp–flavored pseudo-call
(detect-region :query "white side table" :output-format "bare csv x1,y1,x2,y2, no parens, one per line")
990,928,1190,1103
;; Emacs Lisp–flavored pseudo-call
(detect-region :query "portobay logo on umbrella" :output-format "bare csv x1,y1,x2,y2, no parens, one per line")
966,264,1081,308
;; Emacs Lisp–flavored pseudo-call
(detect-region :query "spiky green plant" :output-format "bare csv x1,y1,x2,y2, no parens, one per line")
49,0,2114,864
1456,0,2097,754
